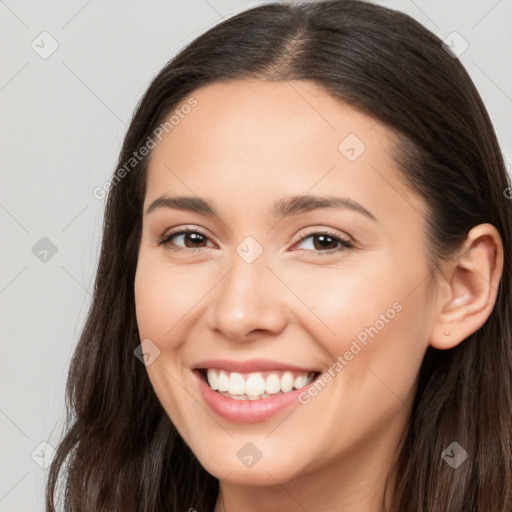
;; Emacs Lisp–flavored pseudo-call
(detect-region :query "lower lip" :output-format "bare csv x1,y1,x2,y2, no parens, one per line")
193,370,317,423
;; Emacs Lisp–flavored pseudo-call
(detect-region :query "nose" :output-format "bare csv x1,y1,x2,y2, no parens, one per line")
206,251,289,342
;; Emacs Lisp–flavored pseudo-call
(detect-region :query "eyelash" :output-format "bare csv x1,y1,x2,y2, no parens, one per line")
157,227,354,255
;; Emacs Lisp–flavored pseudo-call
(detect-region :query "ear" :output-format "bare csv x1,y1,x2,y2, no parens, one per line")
429,223,504,350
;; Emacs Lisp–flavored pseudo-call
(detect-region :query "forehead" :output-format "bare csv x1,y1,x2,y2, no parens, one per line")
144,79,425,223
159,79,385,158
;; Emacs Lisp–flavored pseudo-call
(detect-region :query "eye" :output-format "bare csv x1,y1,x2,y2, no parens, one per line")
157,228,215,251
157,227,354,254
291,230,354,254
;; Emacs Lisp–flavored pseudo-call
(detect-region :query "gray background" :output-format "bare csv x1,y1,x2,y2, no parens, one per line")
1,1,511,510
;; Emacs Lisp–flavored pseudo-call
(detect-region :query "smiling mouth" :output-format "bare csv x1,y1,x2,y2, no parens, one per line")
197,368,321,400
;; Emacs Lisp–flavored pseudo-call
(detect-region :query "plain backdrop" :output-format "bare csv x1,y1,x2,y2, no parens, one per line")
1,1,511,510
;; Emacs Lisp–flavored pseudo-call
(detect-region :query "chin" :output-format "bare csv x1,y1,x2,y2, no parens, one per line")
192,440,311,487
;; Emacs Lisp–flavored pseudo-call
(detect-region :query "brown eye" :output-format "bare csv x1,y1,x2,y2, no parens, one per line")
293,231,354,253
158,229,214,250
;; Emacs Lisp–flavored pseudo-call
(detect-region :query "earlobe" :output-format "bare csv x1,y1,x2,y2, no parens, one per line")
429,223,504,350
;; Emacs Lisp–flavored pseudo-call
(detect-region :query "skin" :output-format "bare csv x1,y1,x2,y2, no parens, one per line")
134,79,503,512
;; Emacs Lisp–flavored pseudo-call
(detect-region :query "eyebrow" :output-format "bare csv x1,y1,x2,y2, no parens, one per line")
145,194,377,221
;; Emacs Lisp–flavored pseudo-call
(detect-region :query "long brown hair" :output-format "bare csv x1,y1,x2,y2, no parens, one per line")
46,1,512,510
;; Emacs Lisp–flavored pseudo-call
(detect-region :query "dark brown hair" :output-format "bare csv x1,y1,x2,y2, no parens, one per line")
46,1,512,510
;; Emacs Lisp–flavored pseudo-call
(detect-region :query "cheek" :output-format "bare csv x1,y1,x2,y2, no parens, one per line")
291,272,430,459
134,257,209,430
282,260,403,351
287,255,431,389
134,264,167,342
134,256,211,343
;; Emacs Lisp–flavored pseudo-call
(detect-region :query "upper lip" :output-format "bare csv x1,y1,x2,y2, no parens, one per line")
193,358,320,373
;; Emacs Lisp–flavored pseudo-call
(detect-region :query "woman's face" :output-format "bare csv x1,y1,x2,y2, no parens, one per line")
134,79,437,488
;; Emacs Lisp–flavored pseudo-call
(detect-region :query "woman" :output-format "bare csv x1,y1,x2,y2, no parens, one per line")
46,1,512,511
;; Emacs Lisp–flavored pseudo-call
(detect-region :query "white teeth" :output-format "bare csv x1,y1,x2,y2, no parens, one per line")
245,373,266,396
228,372,245,395
294,374,309,389
206,369,218,391
265,373,281,394
217,371,229,392
281,372,294,393
204,368,316,399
